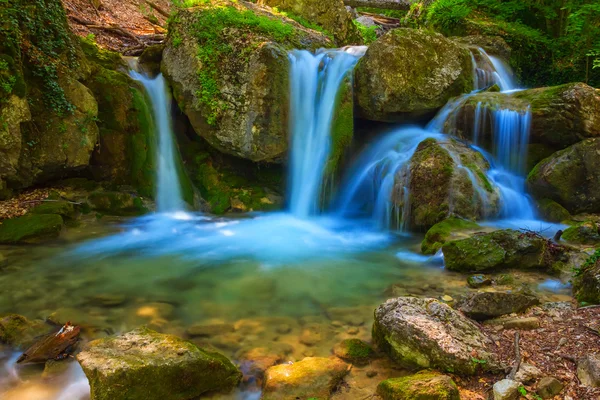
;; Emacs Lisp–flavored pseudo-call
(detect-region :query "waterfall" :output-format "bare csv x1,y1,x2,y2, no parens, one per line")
287,48,365,217
130,71,184,213
471,47,519,91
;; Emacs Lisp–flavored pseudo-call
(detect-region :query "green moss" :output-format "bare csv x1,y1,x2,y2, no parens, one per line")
87,191,148,216
30,200,75,218
573,249,600,305
0,314,51,348
274,8,334,41
377,371,460,400
79,37,125,71
334,339,374,365
562,221,600,245
325,74,353,178
0,214,63,244
535,198,570,223
128,87,157,198
421,217,480,255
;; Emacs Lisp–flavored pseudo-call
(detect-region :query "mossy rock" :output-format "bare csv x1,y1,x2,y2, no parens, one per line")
0,214,63,244
138,44,164,76
535,198,570,223
573,251,600,305
421,217,480,255
562,221,600,245
87,191,148,216
0,314,52,349
333,339,374,365
162,0,332,162
30,200,75,219
458,291,540,321
527,138,600,214
355,28,474,123
377,370,460,400
467,274,492,288
79,37,127,71
77,327,242,400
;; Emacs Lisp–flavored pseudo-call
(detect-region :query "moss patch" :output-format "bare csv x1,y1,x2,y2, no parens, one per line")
30,200,75,218
377,371,460,400
0,214,63,244
333,339,374,365
421,217,480,255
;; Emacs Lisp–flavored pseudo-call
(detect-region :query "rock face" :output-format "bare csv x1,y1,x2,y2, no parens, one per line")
442,229,565,272
162,0,331,162
447,83,600,156
393,138,499,231
355,28,473,122
257,0,360,45
458,292,540,320
573,252,600,305
377,370,460,400
372,297,501,375
262,357,349,400
77,328,242,400
0,214,63,244
453,35,511,59
527,138,600,214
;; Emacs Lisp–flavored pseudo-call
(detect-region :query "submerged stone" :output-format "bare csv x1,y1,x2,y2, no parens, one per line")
333,338,374,365
458,292,540,320
0,214,63,244
355,28,473,122
422,217,481,255
376,370,460,400
77,327,242,400
467,274,492,288
534,198,570,223
372,297,501,375
262,356,349,400
0,314,51,349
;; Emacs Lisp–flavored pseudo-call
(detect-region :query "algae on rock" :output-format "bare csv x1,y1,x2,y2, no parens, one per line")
377,371,460,400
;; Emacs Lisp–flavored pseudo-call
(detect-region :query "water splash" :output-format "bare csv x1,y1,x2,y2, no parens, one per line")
130,70,184,212
288,49,363,217
471,47,519,92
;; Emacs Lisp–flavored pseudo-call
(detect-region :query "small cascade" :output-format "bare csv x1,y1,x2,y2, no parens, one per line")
470,47,519,92
287,48,365,217
130,70,185,213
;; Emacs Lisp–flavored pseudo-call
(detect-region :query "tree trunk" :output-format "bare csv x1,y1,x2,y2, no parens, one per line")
344,0,412,11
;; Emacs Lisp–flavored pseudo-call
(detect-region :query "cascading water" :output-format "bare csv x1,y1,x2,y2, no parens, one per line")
129,71,185,212
288,48,365,217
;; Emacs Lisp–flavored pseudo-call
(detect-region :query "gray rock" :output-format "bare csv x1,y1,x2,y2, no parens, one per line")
493,379,521,400
577,354,600,387
536,376,564,398
501,317,541,330
514,363,543,383
372,297,502,375
458,292,540,320
467,274,492,288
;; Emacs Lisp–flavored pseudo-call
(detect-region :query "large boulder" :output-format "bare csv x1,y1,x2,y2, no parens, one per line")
262,357,349,400
77,327,242,400
458,292,540,320
0,214,63,244
527,138,600,214
446,83,600,158
442,229,566,272
573,251,600,305
355,28,473,122
162,0,331,162
577,354,600,387
0,95,31,198
393,138,499,231
377,371,460,400
257,0,361,45
372,297,501,375
562,221,600,245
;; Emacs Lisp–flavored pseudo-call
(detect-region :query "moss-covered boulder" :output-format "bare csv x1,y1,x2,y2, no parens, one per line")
377,371,460,400
453,35,511,60
262,356,349,400
87,191,148,216
421,217,481,255
0,95,31,196
573,251,600,305
257,0,360,45
393,138,498,231
527,138,600,214
77,327,242,400
0,314,51,348
162,0,331,162
30,200,75,219
534,198,571,223
448,83,600,158
562,221,600,245
372,297,501,375
442,229,566,272
333,338,374,365
458,292,540,320
0,214,63,244
355,28,473,122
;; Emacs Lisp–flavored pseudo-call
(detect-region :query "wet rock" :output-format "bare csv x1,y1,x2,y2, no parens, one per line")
333,339,374,365
528,138,600,214
372,297,501,375
88,191,148,216
422,217,481,255
90,294,127,308
327,306,369,326
467,274,492,288
42,359,73,379
258,0,361,45
299,322,330,346
562,221,600,245
514,362,543,383
458,292,540,320
77,327,242,400
577,354,600,387
0,314,51,348
17,322,80,364
453,35,511,60
355,28,473,123
572,251,600,305
138,44,164,76
237,347,284,382
262,357,349,400
186,322,235,338
534,198,571,223
377,370,460,400
135,302,175,320
442,229,565,272
162,0,331,163
394,138,499,231
0,214,63,244
30,200,75,219
536,376,563,398
493,379,520,400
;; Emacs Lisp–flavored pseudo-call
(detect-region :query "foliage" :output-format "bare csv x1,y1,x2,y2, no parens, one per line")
417,0,600,87
574,248,600,277
353,20,377,45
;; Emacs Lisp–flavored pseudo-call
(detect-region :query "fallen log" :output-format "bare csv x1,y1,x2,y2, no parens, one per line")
344,0,411,10
17,322,81,364
144,0,170,18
